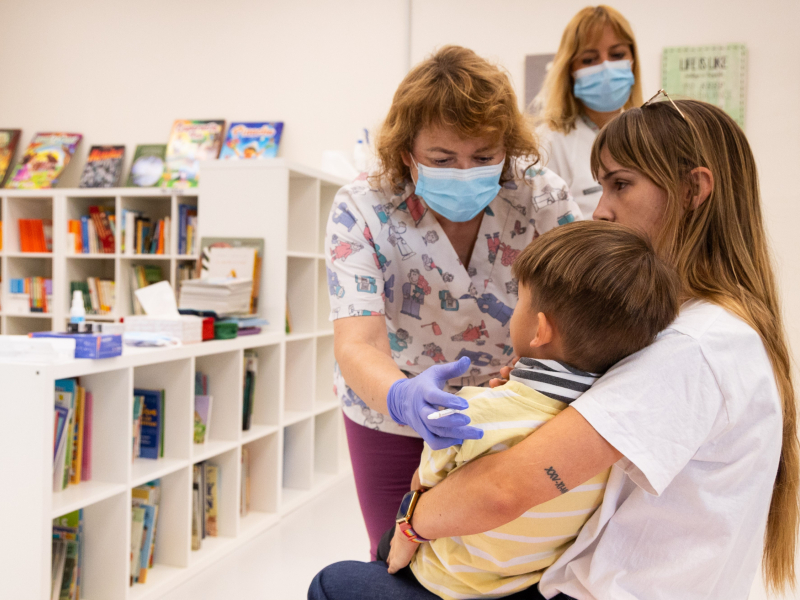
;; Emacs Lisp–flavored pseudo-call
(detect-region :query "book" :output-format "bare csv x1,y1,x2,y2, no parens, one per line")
132,395,144,461
161,120,225,188
204,463,219,537
130,506,146,586
5,132,82,189
70,278,114,315
69,386,85,484
52,510,83,600
132,480,161,581
195,371,208,396
219,122,283,160
54,380,77,492
242,350,257,431
134,389,163,460
0,129,21,186
129,265,163,315
194,395,213,444
81,392,93,481
178,203,198,255
19,218,52,252
199,237,264,314
127,144,167,187
78,145,125,188
87,205,116,253
192,465,202,550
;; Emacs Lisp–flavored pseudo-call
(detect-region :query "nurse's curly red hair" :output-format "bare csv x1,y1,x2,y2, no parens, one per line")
374,45,539,192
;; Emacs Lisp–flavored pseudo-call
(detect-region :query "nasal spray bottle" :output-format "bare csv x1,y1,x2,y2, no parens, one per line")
68,290,86,333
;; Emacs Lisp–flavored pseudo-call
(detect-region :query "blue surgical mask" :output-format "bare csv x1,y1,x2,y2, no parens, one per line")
412,157,504,222
573,60,634,113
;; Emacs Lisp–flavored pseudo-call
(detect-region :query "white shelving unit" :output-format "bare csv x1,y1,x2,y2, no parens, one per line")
0,188,200,334
1,160,352,599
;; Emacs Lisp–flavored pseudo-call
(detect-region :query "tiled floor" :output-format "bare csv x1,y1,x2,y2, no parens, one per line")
161,476,369,600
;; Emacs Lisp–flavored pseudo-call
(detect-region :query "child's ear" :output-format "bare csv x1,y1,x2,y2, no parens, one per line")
530,312,554,348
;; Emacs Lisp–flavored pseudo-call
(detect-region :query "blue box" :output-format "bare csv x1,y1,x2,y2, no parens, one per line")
30,332,123,359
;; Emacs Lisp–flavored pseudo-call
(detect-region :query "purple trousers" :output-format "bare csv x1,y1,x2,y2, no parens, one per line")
343,415,424,560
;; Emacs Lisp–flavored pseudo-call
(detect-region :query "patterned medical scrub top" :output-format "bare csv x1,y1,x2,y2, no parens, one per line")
325,159,582,436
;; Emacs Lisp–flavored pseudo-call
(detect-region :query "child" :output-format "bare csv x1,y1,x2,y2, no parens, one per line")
382,220,680,599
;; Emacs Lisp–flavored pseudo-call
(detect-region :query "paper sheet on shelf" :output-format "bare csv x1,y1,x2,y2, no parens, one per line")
134,280,179,317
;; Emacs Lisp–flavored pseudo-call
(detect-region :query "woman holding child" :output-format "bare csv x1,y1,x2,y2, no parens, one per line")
313,52,799,600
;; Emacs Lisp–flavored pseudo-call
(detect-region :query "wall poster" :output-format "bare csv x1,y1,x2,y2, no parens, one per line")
661,44,748,128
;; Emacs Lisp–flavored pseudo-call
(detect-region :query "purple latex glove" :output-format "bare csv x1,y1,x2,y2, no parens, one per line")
386,357,484,450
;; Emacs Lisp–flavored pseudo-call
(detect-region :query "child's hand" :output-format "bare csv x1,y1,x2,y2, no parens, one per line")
387,524,419,574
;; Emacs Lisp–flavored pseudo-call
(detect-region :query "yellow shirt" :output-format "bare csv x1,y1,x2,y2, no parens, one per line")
410,380,610,599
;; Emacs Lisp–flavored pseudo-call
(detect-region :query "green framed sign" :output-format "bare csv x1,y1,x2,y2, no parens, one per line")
662,44,748,128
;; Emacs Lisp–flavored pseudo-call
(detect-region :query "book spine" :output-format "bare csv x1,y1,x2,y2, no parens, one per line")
81,392,92,481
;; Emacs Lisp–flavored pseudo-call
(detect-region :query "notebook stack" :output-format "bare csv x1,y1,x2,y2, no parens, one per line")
177,278,253,316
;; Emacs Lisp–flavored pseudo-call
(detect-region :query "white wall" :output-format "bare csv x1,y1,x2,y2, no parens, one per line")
0,0,408,185
1,0,799,597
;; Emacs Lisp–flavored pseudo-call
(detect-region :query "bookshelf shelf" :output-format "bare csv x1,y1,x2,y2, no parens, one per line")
51,482,127,520
191,440,239,464
131,458,190,488
3,161,352,599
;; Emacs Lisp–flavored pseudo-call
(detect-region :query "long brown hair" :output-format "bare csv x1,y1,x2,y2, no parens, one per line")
591,99,798,592
535,5,643,134
374,45,539,192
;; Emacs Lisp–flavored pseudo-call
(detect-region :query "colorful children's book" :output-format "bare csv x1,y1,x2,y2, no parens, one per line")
134,389,163,460
5,132,82,189
79,145,125,188
219,122,283,160
126,144,166,187
192,465,202,550
130,506,146,586
204,463,219,537
52,509,83,600
194,395,213,444
81,392,93,481
161,120,225,188
0,129,21,186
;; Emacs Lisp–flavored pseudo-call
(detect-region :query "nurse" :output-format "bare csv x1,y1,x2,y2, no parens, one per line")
326,45,581,559
535,5,643,217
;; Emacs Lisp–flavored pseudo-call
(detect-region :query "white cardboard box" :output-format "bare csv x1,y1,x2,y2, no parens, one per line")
123,315,203,344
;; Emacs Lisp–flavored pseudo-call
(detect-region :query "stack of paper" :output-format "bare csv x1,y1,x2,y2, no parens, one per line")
178,277,253,316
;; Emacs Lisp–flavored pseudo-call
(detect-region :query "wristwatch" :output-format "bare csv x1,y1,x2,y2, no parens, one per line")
396,489,431,543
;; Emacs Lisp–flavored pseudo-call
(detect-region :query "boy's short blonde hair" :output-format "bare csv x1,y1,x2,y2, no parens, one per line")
374,45,539,192
513,221,679,373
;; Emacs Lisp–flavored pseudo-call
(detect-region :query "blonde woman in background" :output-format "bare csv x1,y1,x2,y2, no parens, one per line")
536,6,643,217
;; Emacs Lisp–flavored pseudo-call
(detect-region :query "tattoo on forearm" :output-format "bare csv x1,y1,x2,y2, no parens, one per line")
544,466,569,494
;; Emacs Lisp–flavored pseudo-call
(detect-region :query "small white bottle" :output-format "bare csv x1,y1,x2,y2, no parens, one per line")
70,290,86,329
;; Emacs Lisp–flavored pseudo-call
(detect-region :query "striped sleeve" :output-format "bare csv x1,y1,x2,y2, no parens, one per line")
417,443,461,489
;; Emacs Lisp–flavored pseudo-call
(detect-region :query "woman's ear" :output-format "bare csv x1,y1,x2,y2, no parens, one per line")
401,150,412,169
686,167,714,210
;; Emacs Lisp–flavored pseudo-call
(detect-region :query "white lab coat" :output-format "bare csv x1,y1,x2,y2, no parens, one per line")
538,116,602,219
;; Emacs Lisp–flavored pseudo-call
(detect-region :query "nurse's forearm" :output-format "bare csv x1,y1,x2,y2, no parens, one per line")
337,342,405,415
411,407,622,539
333,317,405,415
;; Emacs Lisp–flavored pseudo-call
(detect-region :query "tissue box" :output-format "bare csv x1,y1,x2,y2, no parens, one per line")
124,315,203,344
30,332,123,359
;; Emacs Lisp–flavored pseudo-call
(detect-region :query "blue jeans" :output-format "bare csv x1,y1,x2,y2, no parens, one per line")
307,560,563,599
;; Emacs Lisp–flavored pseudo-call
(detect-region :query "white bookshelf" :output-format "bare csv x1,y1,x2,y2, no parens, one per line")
1,160,353,599
0,187,200,334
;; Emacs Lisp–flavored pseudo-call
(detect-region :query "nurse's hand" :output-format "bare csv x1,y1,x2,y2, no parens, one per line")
489,363,515,388
386,357,483,450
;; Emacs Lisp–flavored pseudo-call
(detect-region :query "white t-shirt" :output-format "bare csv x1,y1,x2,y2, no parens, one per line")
538,116,601,218
539,300,783,600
